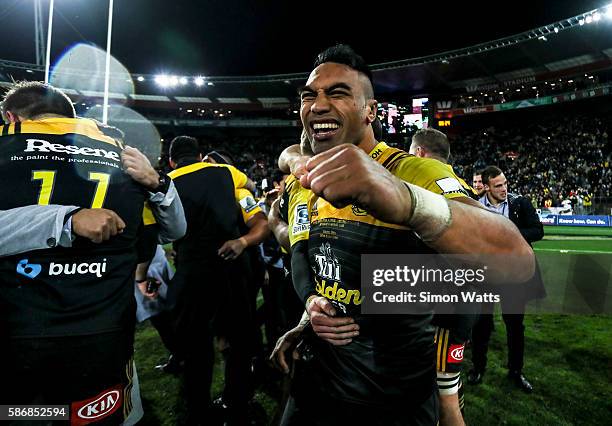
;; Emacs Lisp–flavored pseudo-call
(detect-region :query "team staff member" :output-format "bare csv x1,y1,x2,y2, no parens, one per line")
468,166,545,392
0,81,171,425
275,45,534,425
167,136,257,424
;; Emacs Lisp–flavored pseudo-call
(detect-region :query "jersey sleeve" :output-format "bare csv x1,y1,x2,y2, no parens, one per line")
236,188,262,224
224,165,248,189
392,157,469,200
287,182,311,247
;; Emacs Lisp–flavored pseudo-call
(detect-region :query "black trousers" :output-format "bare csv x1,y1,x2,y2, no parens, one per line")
470,299,526,372
171,257,255,425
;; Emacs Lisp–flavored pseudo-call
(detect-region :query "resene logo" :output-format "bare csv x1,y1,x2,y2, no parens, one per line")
16,259,42,279
24,138,120,161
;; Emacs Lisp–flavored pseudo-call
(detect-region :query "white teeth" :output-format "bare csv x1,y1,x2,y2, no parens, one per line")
313,122,339,130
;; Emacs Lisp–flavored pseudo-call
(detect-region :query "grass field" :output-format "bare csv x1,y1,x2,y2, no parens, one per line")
134,225,612,425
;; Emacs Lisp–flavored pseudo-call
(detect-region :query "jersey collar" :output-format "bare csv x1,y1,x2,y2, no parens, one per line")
368,141,389,161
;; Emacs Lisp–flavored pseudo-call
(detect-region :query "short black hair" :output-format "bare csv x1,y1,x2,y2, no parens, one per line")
207,149,235,166
412,128,450,162
481,165,503,185
1,81,75,121
170,136,200,162
372,117,383,141
314,44,374,98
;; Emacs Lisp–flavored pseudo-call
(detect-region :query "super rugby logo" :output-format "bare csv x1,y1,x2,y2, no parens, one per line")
72,386,123,425
24,139,120,161
292,204,310,235
447,344,465,363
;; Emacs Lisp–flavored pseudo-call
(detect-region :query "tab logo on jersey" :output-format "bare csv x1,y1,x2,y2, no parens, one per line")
24,138,120,161
292,204,310,234
16,259,42,279
314,243,341,281
351,204,368,216
436,177,464,195
239,195,258,213
49,259,107,278
72,385,123,425
447,344,465,363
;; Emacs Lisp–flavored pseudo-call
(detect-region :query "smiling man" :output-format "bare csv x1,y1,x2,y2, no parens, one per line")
276,45,534,425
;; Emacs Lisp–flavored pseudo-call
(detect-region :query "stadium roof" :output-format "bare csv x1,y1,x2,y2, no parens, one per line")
1,6,611,103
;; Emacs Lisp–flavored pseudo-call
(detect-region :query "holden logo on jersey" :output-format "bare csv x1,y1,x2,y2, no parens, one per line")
314,243,341,281
292,204,310,235
49,259,107,278
447,343,465,363
16,259,42,279
24,138,120,161
72,386,122,425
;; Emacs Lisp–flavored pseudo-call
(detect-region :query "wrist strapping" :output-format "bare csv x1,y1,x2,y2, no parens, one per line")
404,182,452,243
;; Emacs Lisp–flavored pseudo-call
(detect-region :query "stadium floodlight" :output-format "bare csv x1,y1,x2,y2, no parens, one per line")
194,76,205,86
207,82,214,86
606,5,612,20
154,74,170,87
554,27,559,33
137,76,145,82
579,18,585,25
169,76,179,86
585,15,593,24
179,77,188,85
593,12,601,22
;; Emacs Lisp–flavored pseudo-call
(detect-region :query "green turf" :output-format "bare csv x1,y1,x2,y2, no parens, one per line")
543,226,612,237
135,230,612,424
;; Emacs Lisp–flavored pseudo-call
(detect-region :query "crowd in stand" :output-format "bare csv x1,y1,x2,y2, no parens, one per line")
156,113,610,212
451,115,610,212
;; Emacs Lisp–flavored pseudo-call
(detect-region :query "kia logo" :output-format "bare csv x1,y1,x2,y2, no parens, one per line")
450,347,464,361
77,390,120,419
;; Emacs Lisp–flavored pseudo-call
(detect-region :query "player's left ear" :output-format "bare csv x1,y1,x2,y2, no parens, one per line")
365,99,378,123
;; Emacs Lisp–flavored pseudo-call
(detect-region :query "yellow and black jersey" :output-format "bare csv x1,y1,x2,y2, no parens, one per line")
445,163,479,199
168,161,246,264
236,188,262,224
0,117,148,338
279,174,311,248
293,141,470,406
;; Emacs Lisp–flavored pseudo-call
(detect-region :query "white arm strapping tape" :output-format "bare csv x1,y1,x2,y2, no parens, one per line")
403,181,452,242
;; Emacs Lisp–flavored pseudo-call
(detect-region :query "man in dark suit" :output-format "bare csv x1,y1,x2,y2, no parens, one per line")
467,165,546,392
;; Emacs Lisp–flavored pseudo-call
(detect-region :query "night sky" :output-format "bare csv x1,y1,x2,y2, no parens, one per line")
0,0,606,76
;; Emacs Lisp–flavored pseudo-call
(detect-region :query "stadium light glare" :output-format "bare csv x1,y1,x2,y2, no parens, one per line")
169,76,179,86
137,76,145,82
606,6,612,20
554,27,559,33
585,15,593,24
179,77,188,85
155,74,170,87
579,18,585,25
194,76,205,86
207,82,214,86
593,12,601,22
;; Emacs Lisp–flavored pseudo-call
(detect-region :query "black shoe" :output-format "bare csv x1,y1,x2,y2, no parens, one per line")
509,371,533,393
155,354,184,375
467,369,484,385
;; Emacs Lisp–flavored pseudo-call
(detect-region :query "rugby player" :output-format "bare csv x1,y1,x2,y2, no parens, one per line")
0,81,179,425
273,45,534,425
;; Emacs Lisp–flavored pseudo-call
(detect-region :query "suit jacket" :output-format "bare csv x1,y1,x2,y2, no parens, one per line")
507,193,547,301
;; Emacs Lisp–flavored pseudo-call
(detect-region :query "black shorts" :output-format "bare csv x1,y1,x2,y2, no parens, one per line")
0,330,136,425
